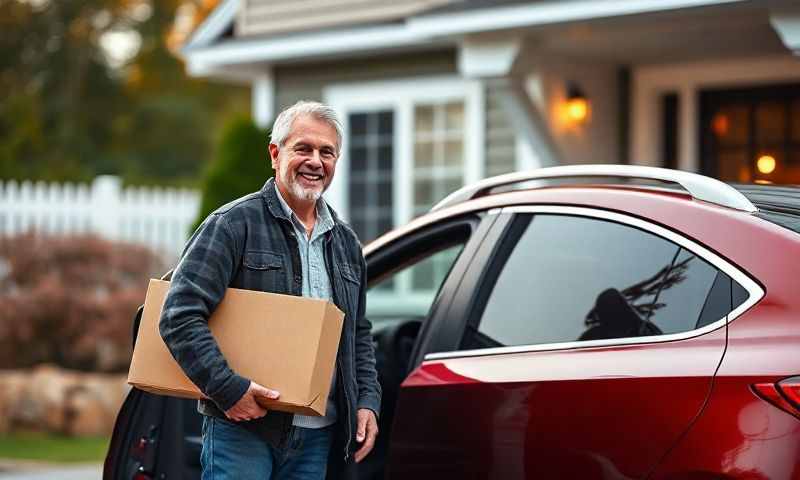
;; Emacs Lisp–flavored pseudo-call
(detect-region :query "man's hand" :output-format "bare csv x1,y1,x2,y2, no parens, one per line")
224,381,280,422
354,408,378,463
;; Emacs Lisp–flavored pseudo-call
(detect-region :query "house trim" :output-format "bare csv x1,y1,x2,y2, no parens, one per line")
184,23,449,77
322,75,485,227
183,0,240,51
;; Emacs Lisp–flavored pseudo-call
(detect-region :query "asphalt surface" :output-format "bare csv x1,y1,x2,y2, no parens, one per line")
0,463,101,480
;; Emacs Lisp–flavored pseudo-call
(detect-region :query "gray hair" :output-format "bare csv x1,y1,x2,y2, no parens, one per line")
270,100,343,152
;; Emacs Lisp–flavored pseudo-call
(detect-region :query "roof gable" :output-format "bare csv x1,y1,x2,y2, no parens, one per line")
183,0,239,52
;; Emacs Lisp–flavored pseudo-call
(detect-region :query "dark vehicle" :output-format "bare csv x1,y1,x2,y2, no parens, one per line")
105,165,800,479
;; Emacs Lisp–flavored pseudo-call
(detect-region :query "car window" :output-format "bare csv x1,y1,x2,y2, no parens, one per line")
367,242,465,329
463,214,745,350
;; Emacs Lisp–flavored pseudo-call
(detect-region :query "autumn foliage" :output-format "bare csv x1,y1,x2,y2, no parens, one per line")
0,233,164,372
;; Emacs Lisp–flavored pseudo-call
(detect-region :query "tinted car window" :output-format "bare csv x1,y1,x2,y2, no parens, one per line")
647,248,718,333
467,214,740,349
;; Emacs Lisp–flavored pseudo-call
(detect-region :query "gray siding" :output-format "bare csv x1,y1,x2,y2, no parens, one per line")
275,50,458,109
237,0,453,37
485,82,517,176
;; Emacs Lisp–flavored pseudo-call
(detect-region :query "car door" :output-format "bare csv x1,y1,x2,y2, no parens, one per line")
358,212,494,479
386,207,757,479
104,303,203,480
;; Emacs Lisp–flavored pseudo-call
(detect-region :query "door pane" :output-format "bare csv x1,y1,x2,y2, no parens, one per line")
755,102,785,145
717,150,750,183
792,100,800,142
348,111,394,243
413,102,465,215
712,105,749,147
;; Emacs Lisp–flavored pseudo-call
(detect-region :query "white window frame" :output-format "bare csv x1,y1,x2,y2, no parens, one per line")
323,75,485,229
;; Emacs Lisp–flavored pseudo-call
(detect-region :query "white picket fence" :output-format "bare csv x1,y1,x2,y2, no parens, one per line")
0,176,201,260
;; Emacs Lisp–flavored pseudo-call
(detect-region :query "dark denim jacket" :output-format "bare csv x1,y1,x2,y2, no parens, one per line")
159,178,381,463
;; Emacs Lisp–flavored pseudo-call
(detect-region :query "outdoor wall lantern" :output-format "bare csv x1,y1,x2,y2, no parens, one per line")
564,83,590,126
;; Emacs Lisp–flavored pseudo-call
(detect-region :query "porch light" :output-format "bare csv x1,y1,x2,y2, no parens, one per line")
757,155,776,175
565,84,589,125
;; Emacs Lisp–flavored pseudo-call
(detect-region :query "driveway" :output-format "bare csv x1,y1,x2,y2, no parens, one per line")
0,463,101,480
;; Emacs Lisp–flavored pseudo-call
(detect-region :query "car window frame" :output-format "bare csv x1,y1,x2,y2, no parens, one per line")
364,211,498,369
424,205,764,361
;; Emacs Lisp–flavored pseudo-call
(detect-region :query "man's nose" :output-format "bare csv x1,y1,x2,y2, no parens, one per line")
306,150,323,169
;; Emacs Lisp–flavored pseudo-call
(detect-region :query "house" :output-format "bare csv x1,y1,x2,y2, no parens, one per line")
182,0,800,244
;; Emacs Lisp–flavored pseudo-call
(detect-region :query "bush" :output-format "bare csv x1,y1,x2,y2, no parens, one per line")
192,116,274,230
0,234,164,372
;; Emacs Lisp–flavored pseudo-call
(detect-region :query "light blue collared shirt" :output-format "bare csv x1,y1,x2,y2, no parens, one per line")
274,185,338,429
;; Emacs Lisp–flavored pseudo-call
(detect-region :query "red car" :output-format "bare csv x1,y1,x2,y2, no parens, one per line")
106,165,800,479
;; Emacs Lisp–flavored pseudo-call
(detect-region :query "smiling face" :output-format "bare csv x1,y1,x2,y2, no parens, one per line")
270,114,339,205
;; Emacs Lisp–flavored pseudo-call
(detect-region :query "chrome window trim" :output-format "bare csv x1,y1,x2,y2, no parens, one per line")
424,205,765,362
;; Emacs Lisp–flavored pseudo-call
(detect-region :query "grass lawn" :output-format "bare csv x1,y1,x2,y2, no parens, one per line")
0,433,109,463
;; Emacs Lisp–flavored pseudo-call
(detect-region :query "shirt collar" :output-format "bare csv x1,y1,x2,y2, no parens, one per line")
274,183,334,237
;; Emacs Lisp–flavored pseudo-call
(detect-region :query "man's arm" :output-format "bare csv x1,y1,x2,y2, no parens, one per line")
158,213,251,412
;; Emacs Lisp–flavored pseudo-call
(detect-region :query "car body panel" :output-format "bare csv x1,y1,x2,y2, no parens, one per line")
653,308,800,479
387,307,727,479
382,186,800,479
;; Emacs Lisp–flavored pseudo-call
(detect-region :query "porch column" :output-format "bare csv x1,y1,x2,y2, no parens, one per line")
252,70,275,128
458,36,561,168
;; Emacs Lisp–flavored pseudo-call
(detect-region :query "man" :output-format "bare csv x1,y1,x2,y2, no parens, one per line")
159,101,381,479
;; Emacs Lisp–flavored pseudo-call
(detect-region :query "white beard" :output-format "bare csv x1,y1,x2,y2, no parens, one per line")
279,163,323,202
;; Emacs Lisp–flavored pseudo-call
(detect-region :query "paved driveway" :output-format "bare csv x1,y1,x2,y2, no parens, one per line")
0,464,101,480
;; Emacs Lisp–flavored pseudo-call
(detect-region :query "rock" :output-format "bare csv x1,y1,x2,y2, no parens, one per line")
65,373,128,436
0,370,26,433
0,365,127,436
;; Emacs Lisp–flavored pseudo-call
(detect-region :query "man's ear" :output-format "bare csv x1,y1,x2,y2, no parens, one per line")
268,143,279,169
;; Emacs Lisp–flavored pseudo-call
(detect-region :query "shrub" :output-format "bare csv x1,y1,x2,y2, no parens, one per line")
0,233,163,372
192,116,274,230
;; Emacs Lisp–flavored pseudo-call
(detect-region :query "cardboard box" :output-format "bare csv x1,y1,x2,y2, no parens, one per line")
128,279,344,416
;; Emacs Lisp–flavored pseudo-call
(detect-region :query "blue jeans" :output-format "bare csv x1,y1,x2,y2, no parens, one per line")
201,416,333,480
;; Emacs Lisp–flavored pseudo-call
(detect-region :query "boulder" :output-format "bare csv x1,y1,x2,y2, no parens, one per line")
0,365,127,436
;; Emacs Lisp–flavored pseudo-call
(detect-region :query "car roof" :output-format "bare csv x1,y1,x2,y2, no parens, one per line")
364,177,800,256
732,183,800,235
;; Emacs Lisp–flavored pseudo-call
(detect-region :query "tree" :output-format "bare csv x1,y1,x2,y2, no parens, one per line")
0,0,132,181
110,0,249,186
192,116,274,230
0,0,248,185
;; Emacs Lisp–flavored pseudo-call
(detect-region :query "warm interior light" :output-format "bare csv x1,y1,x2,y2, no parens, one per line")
565,98,589,123
712,114,729,137
757,155,776,175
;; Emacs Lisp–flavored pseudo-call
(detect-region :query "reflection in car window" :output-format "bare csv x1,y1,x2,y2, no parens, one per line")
468,214,738,349
367,243,464,328
647,249,718,333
